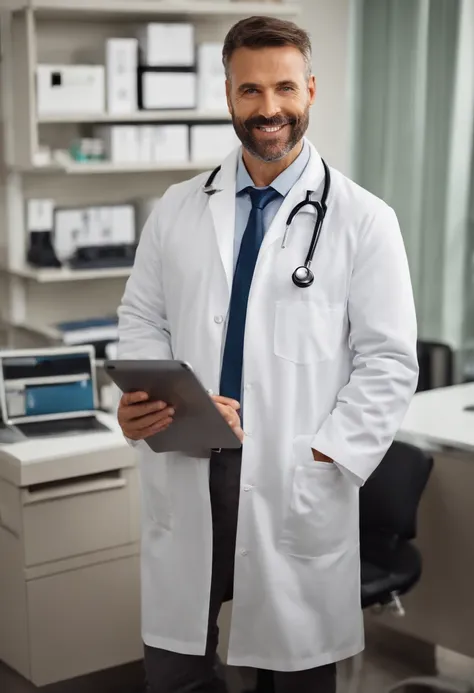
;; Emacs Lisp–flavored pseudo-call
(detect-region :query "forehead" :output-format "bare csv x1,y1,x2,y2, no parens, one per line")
228,45,307,83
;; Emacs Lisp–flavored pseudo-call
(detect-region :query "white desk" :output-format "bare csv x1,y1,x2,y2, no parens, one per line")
0,413,142,689
399,383,474,452
369,384,474,660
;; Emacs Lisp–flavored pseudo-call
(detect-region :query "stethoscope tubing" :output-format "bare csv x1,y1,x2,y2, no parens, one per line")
203,158,331,288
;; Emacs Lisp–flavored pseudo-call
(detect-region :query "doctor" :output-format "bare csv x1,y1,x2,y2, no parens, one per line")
117,15,419,693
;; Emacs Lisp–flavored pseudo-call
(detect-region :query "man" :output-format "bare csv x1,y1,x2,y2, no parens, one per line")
117,15,419,693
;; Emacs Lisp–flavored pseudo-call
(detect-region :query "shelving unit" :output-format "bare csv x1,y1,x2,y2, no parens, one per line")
38,109,231,124
16,158,223,174
0,0,300,348
3,1,301,20
0,263,132,283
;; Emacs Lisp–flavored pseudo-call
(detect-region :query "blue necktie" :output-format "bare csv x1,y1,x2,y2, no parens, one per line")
219,186,281,402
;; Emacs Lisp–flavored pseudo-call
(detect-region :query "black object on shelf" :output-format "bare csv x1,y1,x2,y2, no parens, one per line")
27,231,61,268
68,243,137,270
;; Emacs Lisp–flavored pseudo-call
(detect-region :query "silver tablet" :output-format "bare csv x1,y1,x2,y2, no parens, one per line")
104,359,242,454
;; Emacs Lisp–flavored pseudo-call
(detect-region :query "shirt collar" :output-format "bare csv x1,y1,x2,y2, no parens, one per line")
236,139,310,197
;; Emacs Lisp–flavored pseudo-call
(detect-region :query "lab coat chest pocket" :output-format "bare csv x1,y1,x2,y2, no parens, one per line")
139,448,172,532
274,299,345,364
280,438,358,559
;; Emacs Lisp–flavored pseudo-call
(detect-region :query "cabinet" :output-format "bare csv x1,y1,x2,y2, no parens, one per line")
0,425,142,687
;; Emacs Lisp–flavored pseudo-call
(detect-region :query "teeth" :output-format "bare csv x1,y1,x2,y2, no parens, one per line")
258,125,284,132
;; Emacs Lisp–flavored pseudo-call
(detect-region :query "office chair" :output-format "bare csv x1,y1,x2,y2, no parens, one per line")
417,340,454,391
352,440,472,693
250,442,470,693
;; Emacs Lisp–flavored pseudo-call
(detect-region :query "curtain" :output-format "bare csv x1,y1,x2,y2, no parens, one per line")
353,0,474,353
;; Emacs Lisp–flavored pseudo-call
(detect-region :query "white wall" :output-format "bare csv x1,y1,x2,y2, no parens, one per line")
302,0,353,176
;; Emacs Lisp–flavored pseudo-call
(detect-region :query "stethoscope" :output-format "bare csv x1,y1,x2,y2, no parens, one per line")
203,158,331,288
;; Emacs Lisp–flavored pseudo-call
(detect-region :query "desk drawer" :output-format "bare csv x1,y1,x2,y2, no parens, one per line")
27,555,141,686
22,468,138,566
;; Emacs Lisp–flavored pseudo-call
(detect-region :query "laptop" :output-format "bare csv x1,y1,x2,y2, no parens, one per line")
0,345,110,439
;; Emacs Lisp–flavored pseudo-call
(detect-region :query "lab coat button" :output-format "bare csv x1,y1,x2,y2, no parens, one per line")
214,315,224,324
243,485,252,492
245,383,252,391
240,549,248,556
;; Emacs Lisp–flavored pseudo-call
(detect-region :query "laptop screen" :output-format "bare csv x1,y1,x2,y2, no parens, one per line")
0,348,97,425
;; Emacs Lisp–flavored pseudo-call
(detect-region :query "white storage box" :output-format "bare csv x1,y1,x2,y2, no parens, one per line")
98,125,140,163
152,125,189,163
197,43,227,112
138,126,155,163
138,23,195,67
140,71,196,110
36,65,105,115
191,124,238,163
54,204,135,262
27,199,55,232
106,39,138,114
88,206,136,245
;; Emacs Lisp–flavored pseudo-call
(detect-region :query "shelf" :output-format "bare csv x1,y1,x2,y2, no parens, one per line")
1,319,67,342
19,158,220,174
7,1,300,20
0,264,132,283
38,110,231,124
0,318,53,339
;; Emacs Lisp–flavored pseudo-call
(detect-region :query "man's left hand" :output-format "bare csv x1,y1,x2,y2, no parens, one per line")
211,395,244,443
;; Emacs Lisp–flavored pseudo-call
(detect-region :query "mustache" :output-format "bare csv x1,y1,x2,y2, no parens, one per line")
244,115,297,129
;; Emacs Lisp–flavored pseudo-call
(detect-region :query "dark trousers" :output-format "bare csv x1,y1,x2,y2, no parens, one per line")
144,449,337,693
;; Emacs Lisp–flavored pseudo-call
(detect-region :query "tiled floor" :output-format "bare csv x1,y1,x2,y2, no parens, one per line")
0,647,429,693
227,649,428,693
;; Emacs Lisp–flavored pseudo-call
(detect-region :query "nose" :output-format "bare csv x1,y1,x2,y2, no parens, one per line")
259,89,281,119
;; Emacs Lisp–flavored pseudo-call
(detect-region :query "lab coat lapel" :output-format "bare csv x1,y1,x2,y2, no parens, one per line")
208,147,240,295
260,141,326,255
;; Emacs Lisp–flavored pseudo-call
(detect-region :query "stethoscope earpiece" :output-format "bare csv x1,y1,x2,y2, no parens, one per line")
292,266,315,288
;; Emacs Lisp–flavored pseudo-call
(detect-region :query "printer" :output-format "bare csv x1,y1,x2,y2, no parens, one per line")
0,346,142,688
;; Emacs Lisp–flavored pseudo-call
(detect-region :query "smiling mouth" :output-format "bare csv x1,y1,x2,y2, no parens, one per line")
255,124,289,134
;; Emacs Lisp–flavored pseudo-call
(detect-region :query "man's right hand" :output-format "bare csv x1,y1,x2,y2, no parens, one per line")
117,391,175,441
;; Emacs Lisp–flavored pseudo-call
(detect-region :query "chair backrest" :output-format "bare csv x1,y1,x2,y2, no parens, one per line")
359,441,433,541
417,340,454,392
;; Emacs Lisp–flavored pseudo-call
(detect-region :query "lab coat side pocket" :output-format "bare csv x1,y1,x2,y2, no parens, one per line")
139,448,172,533
279,439,358,559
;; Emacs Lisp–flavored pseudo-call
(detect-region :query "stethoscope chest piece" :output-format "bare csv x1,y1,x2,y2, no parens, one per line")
292,265,315,288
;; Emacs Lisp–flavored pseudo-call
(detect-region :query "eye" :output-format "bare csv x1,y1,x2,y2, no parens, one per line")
279,85,294,93
244,88,258,95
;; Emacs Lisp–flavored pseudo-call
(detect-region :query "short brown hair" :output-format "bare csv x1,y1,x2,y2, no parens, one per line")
222,16,312,80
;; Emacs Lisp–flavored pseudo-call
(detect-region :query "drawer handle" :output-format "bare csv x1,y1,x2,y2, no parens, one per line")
23,476,127,505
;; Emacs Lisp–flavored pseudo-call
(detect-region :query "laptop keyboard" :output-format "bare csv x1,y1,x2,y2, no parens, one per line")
16,416,110,438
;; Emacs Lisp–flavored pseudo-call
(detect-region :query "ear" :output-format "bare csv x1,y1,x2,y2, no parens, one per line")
225,79,232,114
308,75,316,106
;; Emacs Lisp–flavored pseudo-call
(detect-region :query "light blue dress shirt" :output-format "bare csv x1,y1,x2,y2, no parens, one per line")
233,140,310,272
227,141,310,411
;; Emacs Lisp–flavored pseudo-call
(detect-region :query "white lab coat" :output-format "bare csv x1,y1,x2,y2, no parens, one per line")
117,140,418,672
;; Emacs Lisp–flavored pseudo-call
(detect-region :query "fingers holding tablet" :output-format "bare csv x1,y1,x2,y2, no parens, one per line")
106,360,243,452
211,395,244,443
118,391,175,440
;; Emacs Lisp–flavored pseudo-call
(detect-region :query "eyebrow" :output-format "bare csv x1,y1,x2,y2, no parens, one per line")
237,80,299,93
